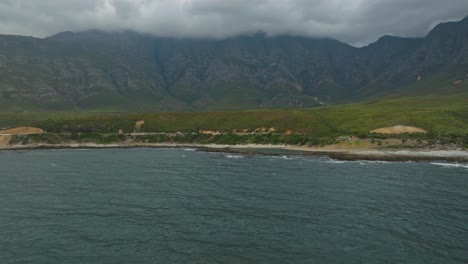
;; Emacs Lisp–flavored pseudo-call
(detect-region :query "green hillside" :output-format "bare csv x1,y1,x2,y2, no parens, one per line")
2,92,467,137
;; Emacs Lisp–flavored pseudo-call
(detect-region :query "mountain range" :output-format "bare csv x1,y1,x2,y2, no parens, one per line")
0,16,467,111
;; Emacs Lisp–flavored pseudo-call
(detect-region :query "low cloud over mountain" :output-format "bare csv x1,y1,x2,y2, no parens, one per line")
0,0,467,45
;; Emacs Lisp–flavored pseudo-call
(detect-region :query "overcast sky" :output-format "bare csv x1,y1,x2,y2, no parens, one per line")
0,0,467,45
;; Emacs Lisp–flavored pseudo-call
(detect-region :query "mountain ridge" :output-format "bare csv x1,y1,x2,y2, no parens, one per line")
0,17,467,111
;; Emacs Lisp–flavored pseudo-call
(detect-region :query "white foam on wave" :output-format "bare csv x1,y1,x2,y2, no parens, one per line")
358,160,390,165
183,148,197,152
325,159,392,165
325,160,348,164
281,155,299,160
225,155,244,159
268,155,300,161
391,150,468,158
430,163,468,169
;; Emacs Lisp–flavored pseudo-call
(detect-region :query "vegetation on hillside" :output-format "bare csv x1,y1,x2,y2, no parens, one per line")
3,93,468,148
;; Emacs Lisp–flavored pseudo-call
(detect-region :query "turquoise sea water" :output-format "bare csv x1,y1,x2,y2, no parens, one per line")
0,148,467,263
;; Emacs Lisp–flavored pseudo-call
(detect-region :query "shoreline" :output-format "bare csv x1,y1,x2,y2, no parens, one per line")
1,142,468,162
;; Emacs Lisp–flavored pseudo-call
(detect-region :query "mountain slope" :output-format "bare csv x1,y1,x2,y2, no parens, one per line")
0,17,467,111
359,17,468,96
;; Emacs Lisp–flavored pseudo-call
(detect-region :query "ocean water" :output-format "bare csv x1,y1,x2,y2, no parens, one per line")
0,148,467,264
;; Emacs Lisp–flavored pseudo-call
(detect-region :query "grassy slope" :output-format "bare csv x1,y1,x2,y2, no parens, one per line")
1,92,467,138
317,93,468,135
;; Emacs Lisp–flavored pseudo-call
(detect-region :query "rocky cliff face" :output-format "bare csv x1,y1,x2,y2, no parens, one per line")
0,17,467,111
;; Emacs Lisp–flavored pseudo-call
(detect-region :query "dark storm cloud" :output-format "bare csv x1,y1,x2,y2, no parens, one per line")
0,0,467,45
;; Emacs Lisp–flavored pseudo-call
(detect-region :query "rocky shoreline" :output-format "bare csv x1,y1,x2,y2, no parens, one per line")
1,143,468,163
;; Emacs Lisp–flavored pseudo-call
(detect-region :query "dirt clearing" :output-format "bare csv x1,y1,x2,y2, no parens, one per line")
371,126,427,134
0,127,44,135
0,135,12,146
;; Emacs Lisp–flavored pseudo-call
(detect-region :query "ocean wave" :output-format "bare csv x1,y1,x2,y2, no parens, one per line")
280,155,299,160
224,154,244,159
431,163,468,169
183,148,197,152
325,159,392,165
358,160,390,165
325,160,348,164
267,155,302,161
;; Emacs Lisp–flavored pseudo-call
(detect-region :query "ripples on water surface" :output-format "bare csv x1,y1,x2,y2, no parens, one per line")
0,148,467,263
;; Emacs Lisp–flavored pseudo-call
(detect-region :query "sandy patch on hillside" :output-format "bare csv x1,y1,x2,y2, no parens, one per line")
135,120,145,130
0,127,44,135
255,127,277,133
0,135,12,146
199,130,222,135
371,126,426,134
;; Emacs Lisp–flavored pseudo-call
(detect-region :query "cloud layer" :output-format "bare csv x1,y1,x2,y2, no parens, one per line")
0,0,467,45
